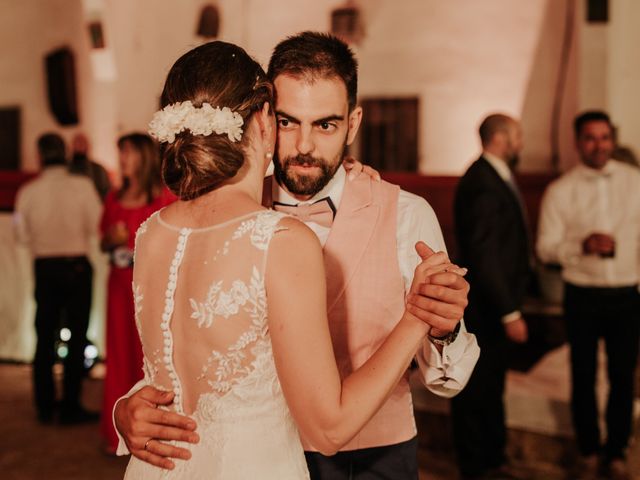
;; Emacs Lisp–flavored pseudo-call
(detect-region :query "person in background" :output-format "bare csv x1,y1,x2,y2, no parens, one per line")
451,114,532,480
100,132,175,453
69,132,112,201
14,132,102,424
537,111,640,480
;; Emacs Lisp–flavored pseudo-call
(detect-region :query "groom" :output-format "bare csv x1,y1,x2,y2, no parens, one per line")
115,32,479,479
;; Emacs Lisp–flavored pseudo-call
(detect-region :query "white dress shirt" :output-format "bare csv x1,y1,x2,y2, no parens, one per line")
272,166,479,397
13,166,102,257
537,160,640,287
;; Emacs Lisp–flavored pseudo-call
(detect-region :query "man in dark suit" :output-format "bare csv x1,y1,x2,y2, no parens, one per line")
451,113,532,479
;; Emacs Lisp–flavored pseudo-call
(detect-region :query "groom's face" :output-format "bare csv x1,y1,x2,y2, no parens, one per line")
273,74,362,201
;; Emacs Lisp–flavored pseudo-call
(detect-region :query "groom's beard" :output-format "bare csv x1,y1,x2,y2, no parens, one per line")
274,148,346,197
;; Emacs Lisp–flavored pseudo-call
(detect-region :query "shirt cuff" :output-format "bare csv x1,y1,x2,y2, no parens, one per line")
501,310,521,325
415,320,480,398
114,379,147,456
558,241,583,266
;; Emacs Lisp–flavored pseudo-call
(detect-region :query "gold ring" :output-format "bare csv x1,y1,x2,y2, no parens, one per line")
144,439,152,451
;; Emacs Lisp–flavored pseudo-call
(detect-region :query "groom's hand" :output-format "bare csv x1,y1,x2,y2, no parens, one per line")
115,386,200,469
407,241,469,336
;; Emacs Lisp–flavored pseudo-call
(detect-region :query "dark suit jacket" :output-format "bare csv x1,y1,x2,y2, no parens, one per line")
454,157,531,336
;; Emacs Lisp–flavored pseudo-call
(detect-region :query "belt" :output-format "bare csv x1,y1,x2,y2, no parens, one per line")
565,283,638,296
35,256,87,264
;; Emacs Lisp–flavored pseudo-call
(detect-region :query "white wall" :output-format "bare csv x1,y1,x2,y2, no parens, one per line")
576,0,640,164
0,0,616,176
0,0,92,171
608,0,640,158
223,0,578,173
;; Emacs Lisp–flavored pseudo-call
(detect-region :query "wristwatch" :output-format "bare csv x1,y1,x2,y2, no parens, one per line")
428,322,461,346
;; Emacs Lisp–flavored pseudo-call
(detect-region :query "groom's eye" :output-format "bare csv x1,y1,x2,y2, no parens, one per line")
318,122,337,132
278,118,290,128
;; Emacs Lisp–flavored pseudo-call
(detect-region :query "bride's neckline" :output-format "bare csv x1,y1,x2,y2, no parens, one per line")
155,208,268,233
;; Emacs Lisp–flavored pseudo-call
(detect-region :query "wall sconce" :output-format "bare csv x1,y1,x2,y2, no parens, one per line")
88,21,105,49
331,1,363,44
197,4,220,38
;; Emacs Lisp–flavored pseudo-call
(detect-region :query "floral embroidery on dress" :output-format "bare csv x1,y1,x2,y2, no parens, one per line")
231,219,255,242
132,283,144,335
228,211,287,251
195,267,269,394
132,212,155,264
143,354,160,384
250,211,283,250
190,280,250,327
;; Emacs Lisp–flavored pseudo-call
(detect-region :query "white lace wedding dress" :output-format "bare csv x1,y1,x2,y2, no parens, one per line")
123,209,310,479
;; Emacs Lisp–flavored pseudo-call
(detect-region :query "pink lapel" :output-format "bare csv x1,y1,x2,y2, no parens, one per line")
323,173,380,312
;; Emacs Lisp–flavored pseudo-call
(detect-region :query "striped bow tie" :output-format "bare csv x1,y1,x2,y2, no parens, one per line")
272,197,337,228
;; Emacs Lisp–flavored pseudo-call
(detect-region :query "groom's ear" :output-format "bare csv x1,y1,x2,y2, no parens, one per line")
346,106,363,146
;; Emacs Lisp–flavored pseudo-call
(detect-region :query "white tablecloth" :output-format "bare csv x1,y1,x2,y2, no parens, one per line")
0,213,108,362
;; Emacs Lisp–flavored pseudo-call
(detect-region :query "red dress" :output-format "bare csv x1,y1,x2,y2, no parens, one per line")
100,188,175,450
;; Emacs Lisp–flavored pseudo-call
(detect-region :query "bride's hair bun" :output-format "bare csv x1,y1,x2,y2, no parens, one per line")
158,41,273,200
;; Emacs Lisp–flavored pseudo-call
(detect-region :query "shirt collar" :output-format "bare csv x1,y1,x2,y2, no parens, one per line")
272,164,347,208
482,151,513,183
577,160,615,179
42,165,68,175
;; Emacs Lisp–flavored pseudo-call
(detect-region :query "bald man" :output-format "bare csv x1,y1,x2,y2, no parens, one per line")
451,114,532,480
69,132,111,201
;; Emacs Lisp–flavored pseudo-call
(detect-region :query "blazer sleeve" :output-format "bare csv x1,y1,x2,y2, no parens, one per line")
459,189,520,317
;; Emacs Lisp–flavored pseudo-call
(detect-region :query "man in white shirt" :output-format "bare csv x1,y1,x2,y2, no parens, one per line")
537,111,640,480
114,32,479,478
14,133,102,424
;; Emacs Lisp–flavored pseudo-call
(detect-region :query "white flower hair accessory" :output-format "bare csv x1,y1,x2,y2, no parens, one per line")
148,101,244,144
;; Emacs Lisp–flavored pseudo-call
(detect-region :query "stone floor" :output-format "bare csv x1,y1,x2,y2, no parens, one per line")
0,361,639,480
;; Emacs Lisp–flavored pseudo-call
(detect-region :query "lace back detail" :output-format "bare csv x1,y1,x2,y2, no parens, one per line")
133,210,287,416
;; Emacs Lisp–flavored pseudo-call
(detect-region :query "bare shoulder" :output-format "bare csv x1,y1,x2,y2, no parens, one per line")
270,215,322,253
266,215,324,283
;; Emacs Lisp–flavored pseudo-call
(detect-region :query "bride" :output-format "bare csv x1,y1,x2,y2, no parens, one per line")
124,40,461,479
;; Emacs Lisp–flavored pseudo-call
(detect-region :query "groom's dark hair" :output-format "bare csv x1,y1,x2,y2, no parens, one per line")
267,31,359,111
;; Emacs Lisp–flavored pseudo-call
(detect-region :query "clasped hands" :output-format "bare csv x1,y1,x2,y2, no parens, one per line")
406,241,469,339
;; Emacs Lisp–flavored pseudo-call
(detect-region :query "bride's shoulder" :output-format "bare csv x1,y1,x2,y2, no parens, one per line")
268,215,321,255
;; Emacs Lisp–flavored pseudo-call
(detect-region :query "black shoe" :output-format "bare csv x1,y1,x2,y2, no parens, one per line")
59,406,100,425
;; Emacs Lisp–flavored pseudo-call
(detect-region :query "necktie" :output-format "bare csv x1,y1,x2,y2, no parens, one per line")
272,197,337,228
505,176,535,268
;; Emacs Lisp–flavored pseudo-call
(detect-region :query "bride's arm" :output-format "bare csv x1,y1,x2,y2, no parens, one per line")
266,218,436,456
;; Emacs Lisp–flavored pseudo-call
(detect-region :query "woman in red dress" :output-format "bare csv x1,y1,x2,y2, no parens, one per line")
100,133,175,453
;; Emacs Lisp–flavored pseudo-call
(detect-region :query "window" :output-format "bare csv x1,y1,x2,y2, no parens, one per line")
355,97,419,172
0,107,20,170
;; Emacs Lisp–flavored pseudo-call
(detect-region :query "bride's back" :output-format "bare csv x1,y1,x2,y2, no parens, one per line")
126,208,311,479
133,208,284,416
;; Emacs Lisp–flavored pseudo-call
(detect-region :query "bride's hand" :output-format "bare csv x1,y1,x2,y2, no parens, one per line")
406,241,469,335
343,156,381,182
